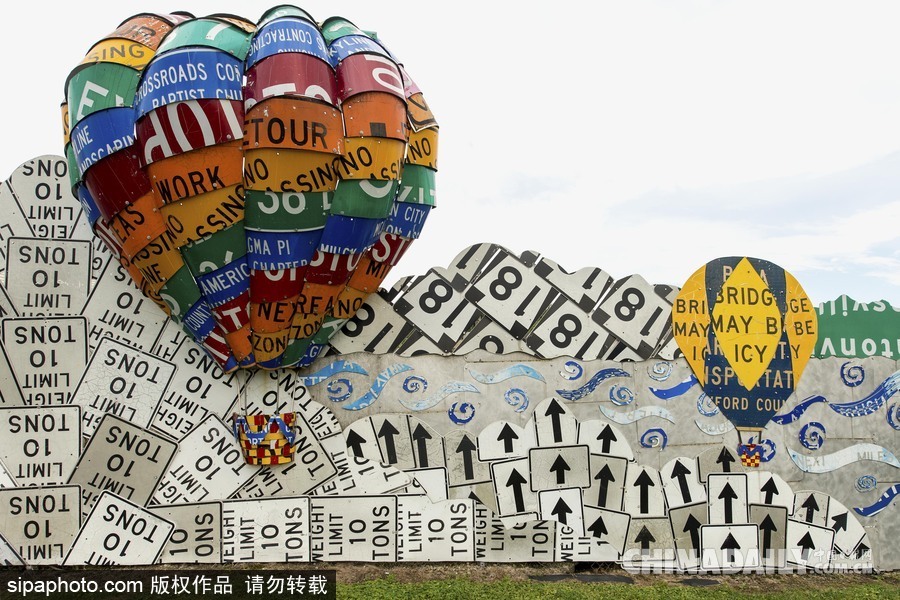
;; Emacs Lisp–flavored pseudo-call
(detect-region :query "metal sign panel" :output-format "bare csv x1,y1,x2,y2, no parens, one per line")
585,454,628,511
577,420,634,461
825,498,866,556
478,420,534,462
466,248,560,339
538,488,585,535
814,295,900,358
397,496,474,561
406,467,449,502
81,259,169,354
153,414,254,504
528,445,591,492
531,398,579,446
527,294,615,360
473,504,556,562
328,292,418,355
5,238,92,317
0,406,81,486
668,501,708,572
707,473,749,525
593,275,672,358
697,445,747,482
149,502,222,564
444,431,491,488
581,504,631,557
70,337,176,437
221,497,310,562
746,471,793,513
63,491,174,565
68,414,177,518
151,335,241,440
393,269,483,352
623,466,666,518
1,316,88,405
792,490,830,528
555,522,621,563
309,495,397,562
700,523,760,573
344,454,410,495
490,457,536,516
7,156,80,239
623,517,676,570
661,457,707,509
0,458,15,487
0,485,81,565
785,518,835,569
749,503,788,569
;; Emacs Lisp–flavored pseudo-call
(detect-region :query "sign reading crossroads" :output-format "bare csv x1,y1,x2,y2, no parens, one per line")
672,257,817,430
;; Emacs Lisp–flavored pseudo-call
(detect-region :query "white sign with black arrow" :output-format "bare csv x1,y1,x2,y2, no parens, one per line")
528,445,591,492
577,420,634,461
478,420,534,461
749,503,788,570
661,456,706,510
623,465,666,518
707,473,749,525
572,505,631,559
786,518,835,569
531,397,578,447
538,487,585,536
490,457,536,516
700,523,760,573
668,501,708,572
585,453,628,511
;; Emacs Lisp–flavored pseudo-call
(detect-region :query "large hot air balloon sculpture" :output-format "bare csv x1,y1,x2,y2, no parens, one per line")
63,6,438,465
672,257,817,465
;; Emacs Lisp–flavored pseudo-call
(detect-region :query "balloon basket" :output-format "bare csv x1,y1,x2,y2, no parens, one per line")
231,413,298,466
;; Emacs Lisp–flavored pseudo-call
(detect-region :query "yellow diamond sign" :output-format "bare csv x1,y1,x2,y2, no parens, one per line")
711,257,782,390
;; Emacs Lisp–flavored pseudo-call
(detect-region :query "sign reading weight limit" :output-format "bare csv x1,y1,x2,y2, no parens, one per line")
671,257,817,431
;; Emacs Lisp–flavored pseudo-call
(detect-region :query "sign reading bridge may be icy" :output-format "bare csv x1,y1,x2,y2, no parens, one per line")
672,257,817,432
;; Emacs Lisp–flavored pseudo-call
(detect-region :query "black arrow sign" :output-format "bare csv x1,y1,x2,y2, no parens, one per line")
682,514,702,557
411,424,432,468
721,533,741,564
594,464,616,507
596,424,617,454
856,543,870,560
716,448,735,473
545,400,566,443
670,460,693,503
831,511,848,533
634,525,655,555
377,420,400,464
456,435,477,480
802,494,820,523
346,430,366,458
760,514,778,559
551,498,572,525
587,515,607,540
634,470,656,514
550,454,571,485
760,477,779,505
718,483,738,524
506,469,527,513
798,532,815,562
497,423,518,453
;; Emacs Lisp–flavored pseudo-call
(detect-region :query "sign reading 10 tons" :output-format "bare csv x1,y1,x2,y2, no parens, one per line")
671,257,817,432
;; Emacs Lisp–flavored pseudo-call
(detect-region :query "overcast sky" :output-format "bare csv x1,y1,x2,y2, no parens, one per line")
4,0,900,305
